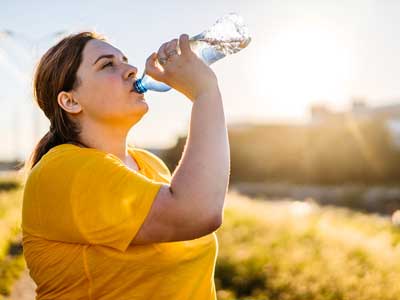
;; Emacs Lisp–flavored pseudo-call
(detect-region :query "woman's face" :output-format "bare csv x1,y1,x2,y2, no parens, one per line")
68,39,148,128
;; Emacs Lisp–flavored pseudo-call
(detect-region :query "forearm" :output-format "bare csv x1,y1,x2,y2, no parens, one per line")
170,86,230,221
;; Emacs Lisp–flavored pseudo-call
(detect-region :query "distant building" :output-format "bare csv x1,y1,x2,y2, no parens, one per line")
0,160,22,171
310,98,400,147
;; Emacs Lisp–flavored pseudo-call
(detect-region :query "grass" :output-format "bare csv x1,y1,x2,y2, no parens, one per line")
0,187,25,298
0,189,23,260
215,190,400,300
0,240,26,298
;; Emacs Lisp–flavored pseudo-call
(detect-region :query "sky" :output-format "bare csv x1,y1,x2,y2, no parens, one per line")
1,0,400,161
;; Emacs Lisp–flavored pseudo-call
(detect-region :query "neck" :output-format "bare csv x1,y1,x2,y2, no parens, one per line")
78,120,132,163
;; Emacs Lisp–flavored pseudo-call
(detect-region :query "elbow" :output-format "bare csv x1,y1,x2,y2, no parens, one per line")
209,197,226,230
209,213,223,231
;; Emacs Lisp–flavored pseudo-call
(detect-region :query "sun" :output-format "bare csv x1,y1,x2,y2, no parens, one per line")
254,25,356,119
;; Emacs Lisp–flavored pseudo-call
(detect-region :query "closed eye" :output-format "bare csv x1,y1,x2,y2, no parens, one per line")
102,61,113,69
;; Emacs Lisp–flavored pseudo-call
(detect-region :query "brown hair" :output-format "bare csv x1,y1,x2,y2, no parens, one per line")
22,31,106,180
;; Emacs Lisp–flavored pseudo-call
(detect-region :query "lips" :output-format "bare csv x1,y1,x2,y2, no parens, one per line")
130,88,145,100
130,79,139,93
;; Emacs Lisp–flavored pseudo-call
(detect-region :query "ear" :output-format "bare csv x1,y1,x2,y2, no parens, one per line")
57,91,82,114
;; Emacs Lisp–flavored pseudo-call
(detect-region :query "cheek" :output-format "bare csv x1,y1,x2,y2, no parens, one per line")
88,96,123,121
97,75,123,97
88,76,125,112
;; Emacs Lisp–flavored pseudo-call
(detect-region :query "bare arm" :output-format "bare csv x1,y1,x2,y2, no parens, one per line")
130,34,230,245
170,86,230,223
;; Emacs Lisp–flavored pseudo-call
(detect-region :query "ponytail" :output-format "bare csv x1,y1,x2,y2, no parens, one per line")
23,131,56,181
21,31,105,184
22,118,81,183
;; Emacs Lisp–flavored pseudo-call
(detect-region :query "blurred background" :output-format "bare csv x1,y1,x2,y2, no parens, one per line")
1,0,400,299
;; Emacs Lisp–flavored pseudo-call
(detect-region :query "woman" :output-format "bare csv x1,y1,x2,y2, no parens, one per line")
21,31,230,300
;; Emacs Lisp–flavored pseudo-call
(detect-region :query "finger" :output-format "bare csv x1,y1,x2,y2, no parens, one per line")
157,42,169,62
145,52,164,79
165,38,179,56
145,52,158,72
178,34,191,56
164,39,179,65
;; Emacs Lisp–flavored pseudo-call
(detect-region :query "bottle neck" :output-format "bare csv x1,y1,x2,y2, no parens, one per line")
133,78,148,94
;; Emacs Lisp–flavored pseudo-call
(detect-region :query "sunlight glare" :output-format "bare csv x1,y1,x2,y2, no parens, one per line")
289,201,314,217
255,26,356,116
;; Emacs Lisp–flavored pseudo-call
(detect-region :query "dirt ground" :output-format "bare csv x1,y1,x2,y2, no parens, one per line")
7,269,36,300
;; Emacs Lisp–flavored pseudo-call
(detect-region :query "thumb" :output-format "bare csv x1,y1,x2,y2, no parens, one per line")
179,34,192,56
145,52,164,80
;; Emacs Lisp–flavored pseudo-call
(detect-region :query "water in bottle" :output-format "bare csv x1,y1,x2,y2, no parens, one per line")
133,12,252,94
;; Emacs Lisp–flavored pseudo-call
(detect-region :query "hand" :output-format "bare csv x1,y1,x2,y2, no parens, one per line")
144,34,219,101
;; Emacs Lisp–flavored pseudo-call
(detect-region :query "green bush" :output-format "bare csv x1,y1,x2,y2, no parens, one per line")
215,191,400,300
0,179,21,192
0,187,24,297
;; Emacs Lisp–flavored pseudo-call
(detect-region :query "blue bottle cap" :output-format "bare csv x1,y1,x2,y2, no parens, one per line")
133,79,147,94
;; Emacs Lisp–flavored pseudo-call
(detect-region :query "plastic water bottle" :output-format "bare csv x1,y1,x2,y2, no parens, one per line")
133,12,251,94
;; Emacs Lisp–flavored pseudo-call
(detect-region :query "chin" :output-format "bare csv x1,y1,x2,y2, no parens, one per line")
128,107,148,122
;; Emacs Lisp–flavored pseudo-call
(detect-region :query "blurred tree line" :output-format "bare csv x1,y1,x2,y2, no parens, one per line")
161,118,400,185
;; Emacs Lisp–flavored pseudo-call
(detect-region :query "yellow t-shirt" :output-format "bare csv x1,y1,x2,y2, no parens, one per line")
22,143,218,300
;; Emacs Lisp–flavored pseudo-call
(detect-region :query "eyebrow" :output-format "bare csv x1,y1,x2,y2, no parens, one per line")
93,54,128,65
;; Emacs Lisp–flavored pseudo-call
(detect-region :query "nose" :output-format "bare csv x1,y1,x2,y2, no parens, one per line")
124,64,138,80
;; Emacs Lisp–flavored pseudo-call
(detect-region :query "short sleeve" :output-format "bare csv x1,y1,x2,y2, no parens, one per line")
70,153,164,252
